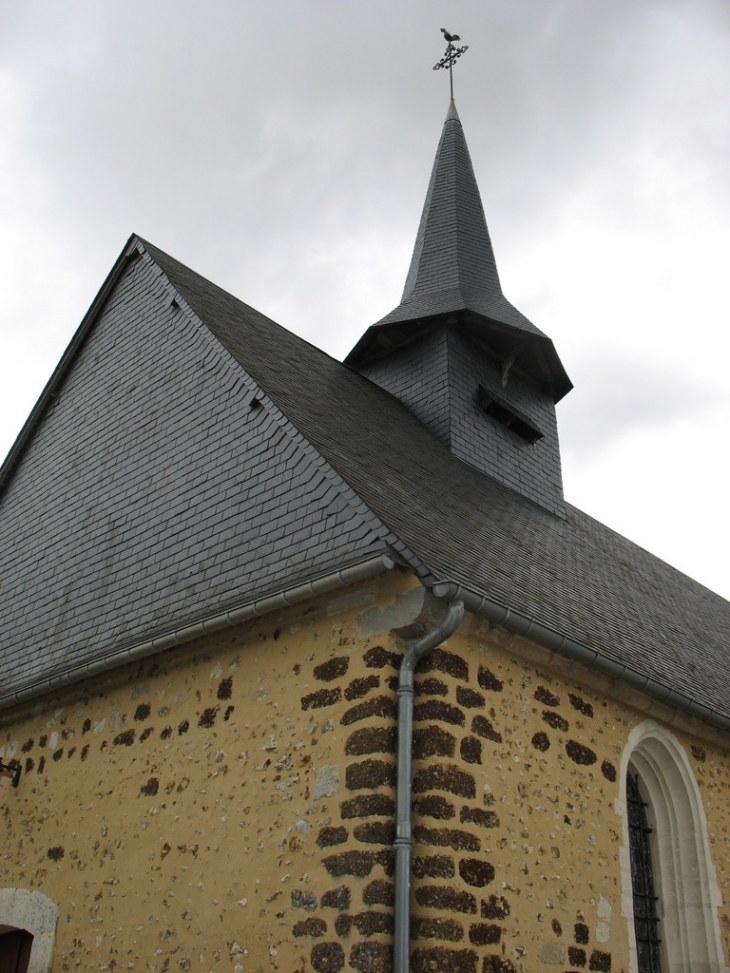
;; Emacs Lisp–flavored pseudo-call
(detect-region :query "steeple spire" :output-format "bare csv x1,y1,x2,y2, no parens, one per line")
347,100,571,402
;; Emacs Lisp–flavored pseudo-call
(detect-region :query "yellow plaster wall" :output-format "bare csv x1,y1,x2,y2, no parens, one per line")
1,572,729,973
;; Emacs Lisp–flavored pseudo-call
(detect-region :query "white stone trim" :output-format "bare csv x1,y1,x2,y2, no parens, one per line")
0,888,58,973
617,720,728,973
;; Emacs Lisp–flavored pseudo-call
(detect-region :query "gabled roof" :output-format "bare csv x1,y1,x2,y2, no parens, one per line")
1,241,729,726
146,241,730,728
347,101,572,402
0,240,403,701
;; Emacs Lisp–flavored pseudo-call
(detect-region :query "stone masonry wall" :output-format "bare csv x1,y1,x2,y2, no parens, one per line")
1,572,730,973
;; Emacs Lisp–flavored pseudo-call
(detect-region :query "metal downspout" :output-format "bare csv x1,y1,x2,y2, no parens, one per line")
393,598,465,973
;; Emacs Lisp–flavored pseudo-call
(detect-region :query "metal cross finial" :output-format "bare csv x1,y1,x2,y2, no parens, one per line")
433,28,469,100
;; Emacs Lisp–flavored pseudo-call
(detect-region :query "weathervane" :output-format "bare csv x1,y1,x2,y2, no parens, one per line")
433,28,469,100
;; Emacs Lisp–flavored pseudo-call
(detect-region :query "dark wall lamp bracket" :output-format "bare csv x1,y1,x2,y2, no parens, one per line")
0,760,21,788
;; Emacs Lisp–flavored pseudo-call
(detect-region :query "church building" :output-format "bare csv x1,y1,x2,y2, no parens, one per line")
1,93,729,973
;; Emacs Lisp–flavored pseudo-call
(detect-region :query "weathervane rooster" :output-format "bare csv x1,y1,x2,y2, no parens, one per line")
433,27,469,99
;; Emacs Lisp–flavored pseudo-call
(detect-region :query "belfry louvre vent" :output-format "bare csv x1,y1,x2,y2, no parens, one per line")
477,384,544,444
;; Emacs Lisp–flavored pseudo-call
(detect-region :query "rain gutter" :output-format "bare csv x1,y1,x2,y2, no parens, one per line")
0,553,395,713
431,581,730,733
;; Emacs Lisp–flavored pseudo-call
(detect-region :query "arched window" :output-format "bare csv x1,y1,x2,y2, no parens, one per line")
0,890,57,973
619,721,726,973
626,768,662,972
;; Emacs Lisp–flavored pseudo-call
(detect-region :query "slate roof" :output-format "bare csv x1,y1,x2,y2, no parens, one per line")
1,101,728,728
143,241,730,725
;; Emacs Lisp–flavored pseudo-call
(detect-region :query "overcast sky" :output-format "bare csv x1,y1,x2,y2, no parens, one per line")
2,1,729,599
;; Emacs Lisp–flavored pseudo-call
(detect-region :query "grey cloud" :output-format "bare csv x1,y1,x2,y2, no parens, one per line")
558,350,725,459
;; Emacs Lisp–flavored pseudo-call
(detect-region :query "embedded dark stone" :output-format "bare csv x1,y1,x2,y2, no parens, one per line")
134,703,151,721
273,628,281,641
691,745,706,762
113,730,135,747
321,886,349,910
340,794,394,819
419,649,469,681
351,911,393,936
349,942,391,973
542,711,569,731
568,693,593,717
345,675,380,701
223,705,234,721
569,946,586,967
601,760,617,782
551,918,562,935
67,747,76,759
416,886,476,914
39,735,47,747
21,739,34,752
363,879,393,906
346,759,396,791
413,726,456,759
574,922,589,944
477,667,503,692
82,720,91,734
38,756,45,773
354,821,394,845
363,646,401,670
139,727,154,742
341,695,396,725
534,686,560,706
323,850,392,878
566,741,597,765
302,688,341,711
460,807,499,829
198,707,218,728
52,748,63,762
415,677,448,697
469,924,501,946
334,914,352,936
413,795,455,820
47,846,65,861
589,950,611,971
456,687,485,709
291,889,318,911
314,657,349,682
413,856,454,879
311,942,345,973
414,700,465,726
414,827,480,852
531,731,550,751
481,895,510,920
460,737,482,765
141,777,159,796
471,716,502,743
412,946,477,973
413,765,475,799
161,725,172,739
411,916,463,942
217,677,233,700
316,827,348,847
25,758,34,774
459,858,494,887
346,726,396,756
293,917,327,937
177,720,189,736
482,958,516,973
